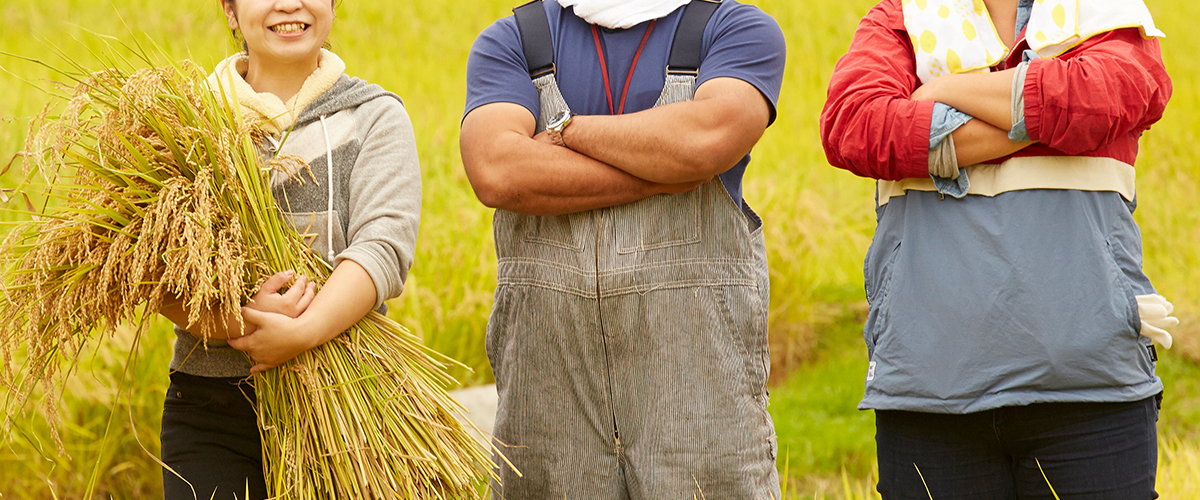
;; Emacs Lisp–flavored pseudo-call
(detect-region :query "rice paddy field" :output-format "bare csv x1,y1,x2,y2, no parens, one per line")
1,0,1197,498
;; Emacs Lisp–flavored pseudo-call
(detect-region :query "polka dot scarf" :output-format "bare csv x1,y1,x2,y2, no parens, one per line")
903,0,1164,84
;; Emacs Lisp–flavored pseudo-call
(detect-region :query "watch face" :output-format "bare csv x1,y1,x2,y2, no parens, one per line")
550,110,570,129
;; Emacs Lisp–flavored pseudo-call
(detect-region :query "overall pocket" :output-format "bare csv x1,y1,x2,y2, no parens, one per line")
485,285,525,385
711,285,769,398
614,188,702,254
497,210,587,252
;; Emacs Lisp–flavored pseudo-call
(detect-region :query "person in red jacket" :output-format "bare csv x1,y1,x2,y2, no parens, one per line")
821,0,1176,498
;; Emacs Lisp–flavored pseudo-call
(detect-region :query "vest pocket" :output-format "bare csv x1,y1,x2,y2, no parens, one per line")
615,188,702,254
864,239,902,352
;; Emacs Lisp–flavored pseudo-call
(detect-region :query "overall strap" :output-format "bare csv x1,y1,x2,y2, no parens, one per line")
655,0,721,107
666,0,721,76
513,0,572,132
513,0,556,78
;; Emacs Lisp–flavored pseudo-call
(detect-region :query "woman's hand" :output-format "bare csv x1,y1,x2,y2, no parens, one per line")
157,270,315,341
246,271,317,319
228,270,317,373
228,260,378,375
229,307,318,374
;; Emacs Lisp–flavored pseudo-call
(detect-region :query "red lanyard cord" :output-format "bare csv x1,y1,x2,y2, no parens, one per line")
590,25,614,115
590,20,657,116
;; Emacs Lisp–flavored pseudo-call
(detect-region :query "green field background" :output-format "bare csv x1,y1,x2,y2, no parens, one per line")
1,0,1197,498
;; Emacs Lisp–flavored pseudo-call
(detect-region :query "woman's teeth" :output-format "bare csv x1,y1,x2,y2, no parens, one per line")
270,23,309,34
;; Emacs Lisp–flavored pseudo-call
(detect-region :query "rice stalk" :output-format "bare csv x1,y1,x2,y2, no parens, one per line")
0,47,498,498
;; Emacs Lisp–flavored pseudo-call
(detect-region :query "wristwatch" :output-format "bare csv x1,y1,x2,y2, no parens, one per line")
546,110,573,147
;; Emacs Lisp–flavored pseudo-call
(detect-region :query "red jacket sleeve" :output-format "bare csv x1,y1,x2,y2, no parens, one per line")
1024,28,1172,155
820,0,933,181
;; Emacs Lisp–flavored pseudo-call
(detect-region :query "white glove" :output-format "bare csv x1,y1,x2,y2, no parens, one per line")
1137,294,1178,349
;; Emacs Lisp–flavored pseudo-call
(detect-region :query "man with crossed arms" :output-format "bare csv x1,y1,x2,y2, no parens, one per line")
461,0,786,497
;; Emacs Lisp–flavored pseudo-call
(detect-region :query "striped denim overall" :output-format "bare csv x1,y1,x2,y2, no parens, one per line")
485,13,780,499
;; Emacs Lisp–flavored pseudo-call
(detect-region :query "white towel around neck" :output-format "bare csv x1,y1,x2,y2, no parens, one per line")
558,0,692,29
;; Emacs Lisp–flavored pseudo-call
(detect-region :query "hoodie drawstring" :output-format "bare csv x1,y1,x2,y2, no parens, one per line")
319,114,335,261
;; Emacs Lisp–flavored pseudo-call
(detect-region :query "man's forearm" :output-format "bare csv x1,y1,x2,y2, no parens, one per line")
461,103,688,216
464,131,665,216
562,107,728,184
560,78,770,184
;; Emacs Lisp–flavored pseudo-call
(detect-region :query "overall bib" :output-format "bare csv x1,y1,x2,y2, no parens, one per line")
486,2,780,498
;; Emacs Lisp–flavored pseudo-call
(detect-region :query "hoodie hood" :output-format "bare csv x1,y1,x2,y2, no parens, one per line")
294,75,403,130
207,49,347,135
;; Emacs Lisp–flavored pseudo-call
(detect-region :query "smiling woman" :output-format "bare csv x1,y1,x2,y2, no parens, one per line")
221,0,335,101
152,0,430,497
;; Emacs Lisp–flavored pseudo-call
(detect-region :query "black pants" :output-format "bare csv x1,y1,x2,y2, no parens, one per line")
160,371,267,500
875,395,1161,500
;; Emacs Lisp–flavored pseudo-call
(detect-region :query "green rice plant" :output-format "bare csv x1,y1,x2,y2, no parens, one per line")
0,40,496,498
1034,459,1061,500
1159,436,1200,498
1,322,169,499
836,466,881,500
796,465,880,500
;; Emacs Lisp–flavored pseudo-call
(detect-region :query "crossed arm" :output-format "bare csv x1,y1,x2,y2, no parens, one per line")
460,77,771,216
820,1,1030,179
829,4,1170,180
910,29,1171,164
912,68,1032,166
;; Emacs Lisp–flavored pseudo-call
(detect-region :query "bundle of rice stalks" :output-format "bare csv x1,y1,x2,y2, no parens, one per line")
0,47,500,498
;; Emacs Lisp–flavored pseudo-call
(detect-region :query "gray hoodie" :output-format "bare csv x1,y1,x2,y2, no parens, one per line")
171,75,422,378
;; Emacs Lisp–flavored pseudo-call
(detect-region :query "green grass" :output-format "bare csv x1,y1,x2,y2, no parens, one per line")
2,0,1198,497
1,320,172,498
767,307,1200,499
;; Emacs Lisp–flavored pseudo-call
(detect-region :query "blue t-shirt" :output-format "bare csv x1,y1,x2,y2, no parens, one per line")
464,1,786,207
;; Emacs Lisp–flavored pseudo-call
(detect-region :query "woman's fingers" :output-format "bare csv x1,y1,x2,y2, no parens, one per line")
226,331,249,350
258,270,295,296
296,281,317,313
282,274,308,302
247,273,317,318
230,319,258,338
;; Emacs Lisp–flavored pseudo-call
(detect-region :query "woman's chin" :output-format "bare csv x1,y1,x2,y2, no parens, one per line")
251,45,323,67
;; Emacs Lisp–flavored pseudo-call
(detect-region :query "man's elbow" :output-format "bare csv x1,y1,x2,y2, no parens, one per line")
476,189,513,210
467,170,514,209
460,156,512,208
700,101,770,172
681,130,755,180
